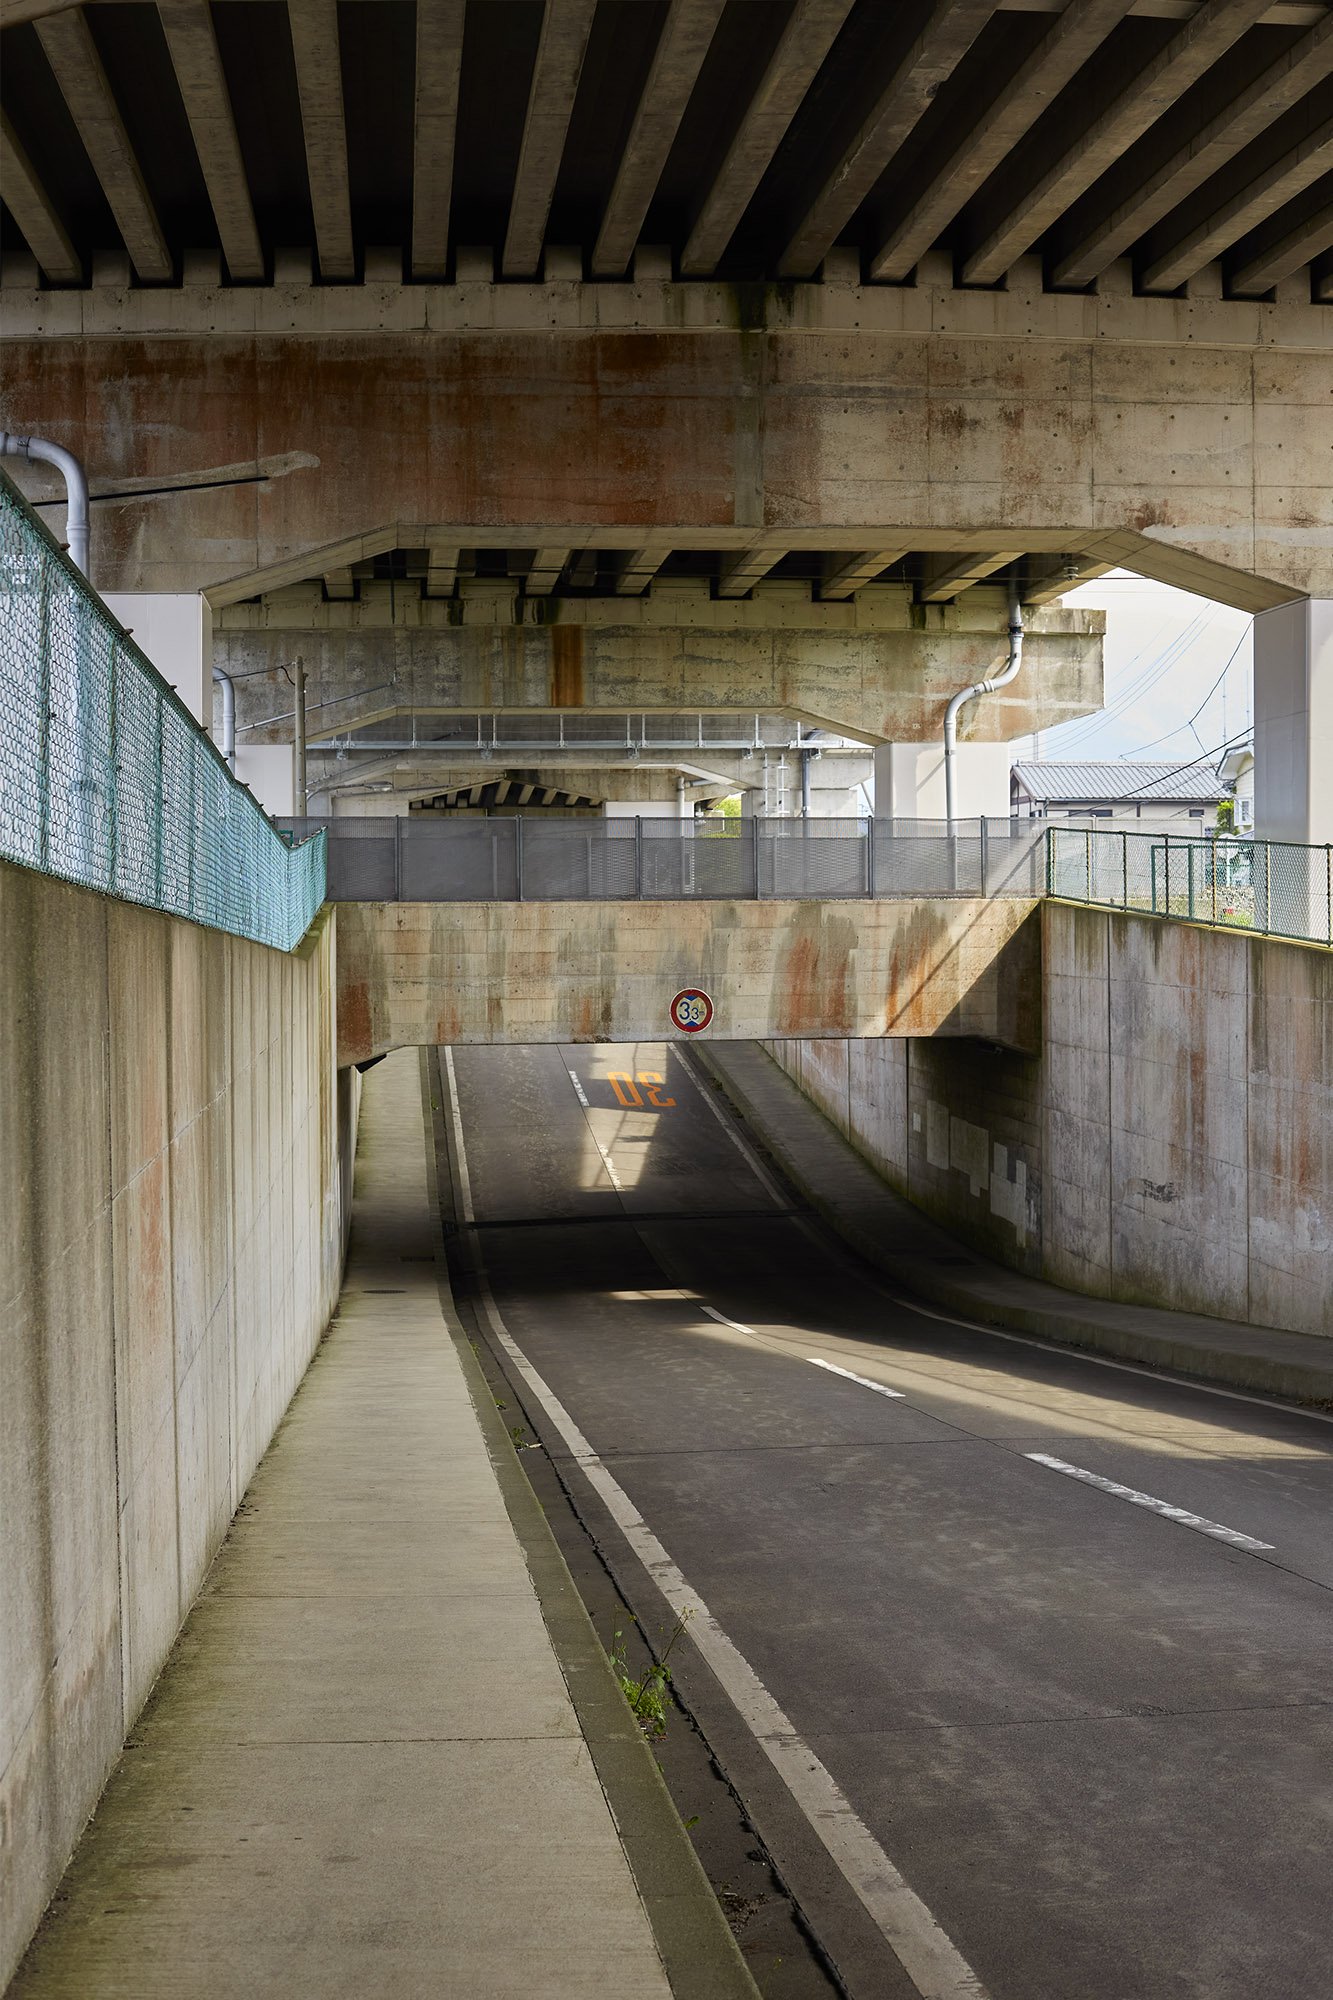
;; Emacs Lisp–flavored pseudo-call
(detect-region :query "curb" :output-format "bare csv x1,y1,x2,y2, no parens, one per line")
418,1053,763,2000
694,1044,1333,1411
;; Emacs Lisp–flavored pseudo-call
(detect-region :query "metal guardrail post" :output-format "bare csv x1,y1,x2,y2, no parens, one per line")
107,634,120,895
753,816,762,898
394,818,402,900
1187,842,1196,920
1327,846,1332,947
635,814,643,897
1084,827,1091,902
515,813,524,900
152,691,164,905
37,559,52,872
979,815,989,895
866,816,875,898
1121,829,1128,910
1261,841,1270,934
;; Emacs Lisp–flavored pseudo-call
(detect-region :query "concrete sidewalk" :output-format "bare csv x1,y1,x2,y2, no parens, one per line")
12,1050,748,2000
697,1041,1333,1408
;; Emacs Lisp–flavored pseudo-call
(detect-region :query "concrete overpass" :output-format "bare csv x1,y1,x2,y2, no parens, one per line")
6,8,1333,1998
5,0,1333,834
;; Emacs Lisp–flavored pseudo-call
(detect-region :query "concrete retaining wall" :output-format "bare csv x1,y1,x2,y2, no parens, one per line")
334,898,1042,1063
768,902,1333,1338
0,864,353,1986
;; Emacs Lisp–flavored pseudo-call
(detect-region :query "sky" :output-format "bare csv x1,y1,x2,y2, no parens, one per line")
1015,571,1253,771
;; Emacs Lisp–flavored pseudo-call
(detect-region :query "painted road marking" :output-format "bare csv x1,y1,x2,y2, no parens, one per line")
1025,1454,1275,1552
440,1082,990,2000
564,1065,624,1190
441,1048,474,1224
809,1357,907,1399
700,1304,754,1334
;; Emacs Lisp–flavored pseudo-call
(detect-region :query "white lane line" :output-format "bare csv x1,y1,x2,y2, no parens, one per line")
446,1131,989,1999
441,1047,474,1224
809,1357,907,1400
566,1066,590,1107
564,1062,624,1189
1025,1454,1275,1552
701,1304,754,1334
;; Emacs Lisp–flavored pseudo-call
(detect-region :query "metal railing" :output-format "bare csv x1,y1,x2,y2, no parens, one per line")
278,813,1046,902
0,471,325,951
1048,825,1333,948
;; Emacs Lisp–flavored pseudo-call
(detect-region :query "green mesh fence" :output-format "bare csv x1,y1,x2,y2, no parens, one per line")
1047,825,1333,949
0,472,324,950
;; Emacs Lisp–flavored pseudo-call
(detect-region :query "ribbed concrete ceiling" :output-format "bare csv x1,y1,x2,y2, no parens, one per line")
3,0,1332,298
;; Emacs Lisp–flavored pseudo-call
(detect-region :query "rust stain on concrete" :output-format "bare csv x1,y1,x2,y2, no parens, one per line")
339,977,372,1065
550,626,584,708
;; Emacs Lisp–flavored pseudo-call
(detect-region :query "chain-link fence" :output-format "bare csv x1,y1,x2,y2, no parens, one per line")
0,472,324,950
1048,825,1333,948
278,813,1047,902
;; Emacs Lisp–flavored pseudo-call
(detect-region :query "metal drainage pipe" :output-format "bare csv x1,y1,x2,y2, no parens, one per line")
212,664,237,771
943,582,1024,829
0,432,90,576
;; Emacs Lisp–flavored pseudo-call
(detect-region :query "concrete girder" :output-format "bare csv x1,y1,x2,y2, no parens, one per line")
615,549,671,595
411,0,465,280
157,0,264,282
213,609,1103,748
1231,192,1333,295
34,6,172,281
287,0,355,282
502,0,597,279
822,551,912,599
871,0,1134,284
425,544,461,597
680,0,856,276
1142,108,1333,291
1053,6,1333,287
6,288,1327,603
919,551,1026,601
591,0,727,277
525,548,572,594
961,0,1273,286
0,108,80,283
717,547,789,597
779,0,998,279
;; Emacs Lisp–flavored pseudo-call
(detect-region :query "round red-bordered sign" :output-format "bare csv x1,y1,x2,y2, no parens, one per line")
669,988,714,1034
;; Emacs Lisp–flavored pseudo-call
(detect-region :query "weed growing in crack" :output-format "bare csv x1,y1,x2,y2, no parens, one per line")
609,1610,694,1739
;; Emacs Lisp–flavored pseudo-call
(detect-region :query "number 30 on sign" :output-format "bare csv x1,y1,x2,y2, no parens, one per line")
669,988,714,1034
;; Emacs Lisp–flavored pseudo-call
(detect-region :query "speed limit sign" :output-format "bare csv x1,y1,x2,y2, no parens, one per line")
669,988,714,1034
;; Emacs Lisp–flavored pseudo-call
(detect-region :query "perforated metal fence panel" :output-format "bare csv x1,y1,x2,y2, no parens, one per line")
281,814,1046,903
0,473,325,950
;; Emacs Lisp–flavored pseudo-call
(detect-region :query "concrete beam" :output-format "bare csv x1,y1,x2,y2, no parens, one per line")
525,547,572,594
215,609,1103,746
35,7,172,281
334,896,1042,1060
821,550,911,599
323,567,356,599
962,0,1271,286
287,0,355,281
592,0,726,277
1232,206,1331,294
425,543,460,597
680,0,855,276
919,550,1025,601
1054,7,1333,286
1143,116,1333,291
503,0,596,279
1021,556,1114,603
0,108,81,283
871,0,1132,283
717,547,789,597
615,548,671,594
411,0,465,280
158,0,264,282
780,0,997,279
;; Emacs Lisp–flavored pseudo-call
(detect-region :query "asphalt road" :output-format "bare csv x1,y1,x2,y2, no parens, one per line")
444,1039,1333,2000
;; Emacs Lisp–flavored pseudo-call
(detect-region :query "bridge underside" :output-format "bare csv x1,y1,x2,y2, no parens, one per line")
334,896,1042,1064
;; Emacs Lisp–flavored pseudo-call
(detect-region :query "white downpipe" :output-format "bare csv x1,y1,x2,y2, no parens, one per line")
212,664,236,770
944,583,1024,827
1,432,90,576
